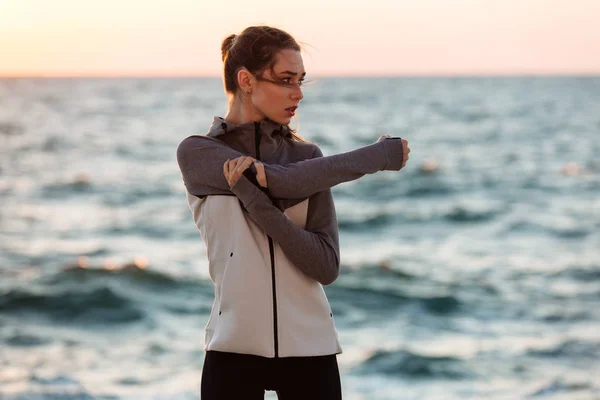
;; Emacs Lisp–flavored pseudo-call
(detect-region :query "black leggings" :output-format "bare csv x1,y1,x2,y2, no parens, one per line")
201,350,342,399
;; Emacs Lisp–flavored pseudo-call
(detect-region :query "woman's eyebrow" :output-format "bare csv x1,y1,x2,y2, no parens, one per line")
278,70,307,77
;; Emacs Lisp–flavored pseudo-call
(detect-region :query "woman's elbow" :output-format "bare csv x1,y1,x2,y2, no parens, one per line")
320,261,340,286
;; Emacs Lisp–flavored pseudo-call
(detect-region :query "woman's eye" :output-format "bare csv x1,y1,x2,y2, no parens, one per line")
278,78,304,87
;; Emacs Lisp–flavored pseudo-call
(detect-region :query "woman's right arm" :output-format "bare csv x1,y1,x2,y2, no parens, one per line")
177,135,406,199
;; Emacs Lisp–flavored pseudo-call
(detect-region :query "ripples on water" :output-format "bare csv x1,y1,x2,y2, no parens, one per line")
0,77,599,399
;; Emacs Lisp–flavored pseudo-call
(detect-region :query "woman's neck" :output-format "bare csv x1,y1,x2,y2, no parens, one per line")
224,99,265,125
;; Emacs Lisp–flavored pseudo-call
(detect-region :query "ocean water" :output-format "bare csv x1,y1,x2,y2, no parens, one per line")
0,76,599,400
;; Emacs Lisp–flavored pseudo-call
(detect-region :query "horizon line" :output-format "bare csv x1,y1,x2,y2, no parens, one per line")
1,71,599,79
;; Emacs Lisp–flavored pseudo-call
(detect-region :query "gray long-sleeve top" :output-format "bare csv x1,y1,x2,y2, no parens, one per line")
177,116,405,285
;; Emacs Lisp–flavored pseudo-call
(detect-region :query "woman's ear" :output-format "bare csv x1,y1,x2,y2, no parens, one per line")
237,68,254,94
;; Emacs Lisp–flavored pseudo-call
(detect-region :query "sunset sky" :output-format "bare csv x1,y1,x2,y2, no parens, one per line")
1,0,599,77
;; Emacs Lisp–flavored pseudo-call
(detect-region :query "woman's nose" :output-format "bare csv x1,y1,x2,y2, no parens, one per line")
291,86,303,101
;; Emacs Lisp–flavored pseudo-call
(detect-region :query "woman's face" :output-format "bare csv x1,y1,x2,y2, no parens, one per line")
249,49,305,125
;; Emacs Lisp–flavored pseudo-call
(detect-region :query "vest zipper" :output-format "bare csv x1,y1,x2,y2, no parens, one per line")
254,122,279,358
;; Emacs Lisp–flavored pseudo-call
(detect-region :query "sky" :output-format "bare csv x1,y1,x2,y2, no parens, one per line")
1,0,599,77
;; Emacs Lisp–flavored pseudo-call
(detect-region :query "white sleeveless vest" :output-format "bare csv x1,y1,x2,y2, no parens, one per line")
186,191,343,358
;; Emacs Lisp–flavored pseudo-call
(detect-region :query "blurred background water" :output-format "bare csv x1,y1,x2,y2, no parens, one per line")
0,76,599,399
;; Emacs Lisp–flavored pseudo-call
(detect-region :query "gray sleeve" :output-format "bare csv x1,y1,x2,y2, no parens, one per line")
229,163,340,286
177,135,404,199
264,138,404,199
177,136,250,197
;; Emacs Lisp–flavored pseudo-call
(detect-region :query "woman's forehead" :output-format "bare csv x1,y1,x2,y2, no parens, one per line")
273,49,305,75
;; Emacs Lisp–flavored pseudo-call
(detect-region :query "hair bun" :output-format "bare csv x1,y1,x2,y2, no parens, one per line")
221,34,237,62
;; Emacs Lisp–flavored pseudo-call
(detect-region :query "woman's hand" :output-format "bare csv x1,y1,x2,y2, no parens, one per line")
377,135,411,169
223,156,255,188
224,156,269,188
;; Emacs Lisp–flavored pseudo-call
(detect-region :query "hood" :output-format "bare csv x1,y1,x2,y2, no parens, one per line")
207,116,291,139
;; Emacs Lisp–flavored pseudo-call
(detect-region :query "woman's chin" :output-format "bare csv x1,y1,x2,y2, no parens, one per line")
268,115,290,125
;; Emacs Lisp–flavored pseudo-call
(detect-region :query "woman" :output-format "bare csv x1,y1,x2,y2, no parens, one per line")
177,26,410,399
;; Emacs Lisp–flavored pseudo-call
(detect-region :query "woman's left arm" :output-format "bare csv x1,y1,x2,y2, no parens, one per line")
230,172,340,286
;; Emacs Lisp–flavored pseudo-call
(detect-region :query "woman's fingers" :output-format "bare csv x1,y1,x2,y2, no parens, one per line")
223,156,255,187
233,157,255,186
254,160,268,188
233,157,253,178
376,134,392,143
401,139,410,168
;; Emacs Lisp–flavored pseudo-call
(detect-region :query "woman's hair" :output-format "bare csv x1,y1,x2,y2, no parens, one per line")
220,26,309,143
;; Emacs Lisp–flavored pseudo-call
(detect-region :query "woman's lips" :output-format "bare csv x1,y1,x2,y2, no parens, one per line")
285,106,297,117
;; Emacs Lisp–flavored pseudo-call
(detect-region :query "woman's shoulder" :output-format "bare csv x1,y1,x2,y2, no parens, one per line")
284,138,324,160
